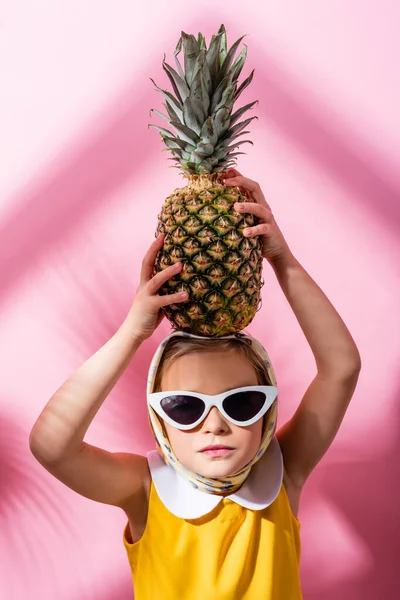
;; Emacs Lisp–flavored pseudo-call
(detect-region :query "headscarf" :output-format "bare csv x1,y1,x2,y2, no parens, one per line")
146,330,278,495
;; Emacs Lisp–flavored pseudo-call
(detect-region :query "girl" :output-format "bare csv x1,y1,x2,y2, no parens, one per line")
29,169,361,599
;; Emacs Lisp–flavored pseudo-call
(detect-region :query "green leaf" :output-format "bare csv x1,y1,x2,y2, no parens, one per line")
190,52,210,120
182,95,203,136
214,139,253,157
169,120,199,144
173,35,186,81
150,78,183,120
213,106,231,137
219,160,237,169
200,116,218,146
214,146,233,161
164,101,181,123
197,32,207,50
162,58,190,104
212,83,236,115
150,108,170,124
160,134,195,152
216,35,246,87
148,124,175,138
181,32,200,86
206,156,220,166
165,148,183,159
198,161,214,173
185,161,198,172
195,142,214,156
210,73,233,114
234,69,255,101
220,139,253,151
230,46,248,82
225,151,245,158
206,32,222,89
229,101,258,127
202,53,213,97
218,130,251,146
174,34,183,58
218,24,227,67
190,150,211,163
223,116,257,140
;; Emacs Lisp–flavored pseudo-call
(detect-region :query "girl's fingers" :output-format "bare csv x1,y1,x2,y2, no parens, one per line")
243,223,271,237
141,235,188,303
158,289,188,307
238,187,251,199
235,201,274,222
224,175,259,191
141,234,165,283
146,260,183,295
224,176,265,205
223,168,243,179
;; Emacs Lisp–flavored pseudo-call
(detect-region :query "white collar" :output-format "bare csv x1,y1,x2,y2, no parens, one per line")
147,436,283,519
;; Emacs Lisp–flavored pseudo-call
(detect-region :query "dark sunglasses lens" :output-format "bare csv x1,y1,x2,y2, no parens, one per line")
160,395,205,425
223,391,266,422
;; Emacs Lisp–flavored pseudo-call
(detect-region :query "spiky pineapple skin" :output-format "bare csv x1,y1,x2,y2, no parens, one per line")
154,175,264,337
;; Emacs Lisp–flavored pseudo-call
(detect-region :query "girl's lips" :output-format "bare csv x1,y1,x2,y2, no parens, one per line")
200,445,234,452
200,446,234,457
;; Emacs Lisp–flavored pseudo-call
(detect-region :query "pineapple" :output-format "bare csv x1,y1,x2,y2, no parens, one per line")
150,24,263,337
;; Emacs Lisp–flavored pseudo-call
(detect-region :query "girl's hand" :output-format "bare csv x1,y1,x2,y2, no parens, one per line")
223,168,293,264
125,234,188,341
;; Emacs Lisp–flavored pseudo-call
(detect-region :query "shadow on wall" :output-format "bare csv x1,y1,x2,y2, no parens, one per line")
0,411,82,599
1,25,399,310
0,84,157,308
252,61,400,232
1,18,399,600
302,390,400,600
51,241,164,452
71,579,133,600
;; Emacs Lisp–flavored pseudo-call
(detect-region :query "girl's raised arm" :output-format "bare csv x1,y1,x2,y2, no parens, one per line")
223,170,361,492
29,235,187,508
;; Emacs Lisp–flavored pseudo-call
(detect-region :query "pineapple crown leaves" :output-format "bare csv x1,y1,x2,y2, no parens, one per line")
149,24,258,175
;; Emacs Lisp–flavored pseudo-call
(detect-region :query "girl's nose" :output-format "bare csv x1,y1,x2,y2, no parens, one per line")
201,407,229,434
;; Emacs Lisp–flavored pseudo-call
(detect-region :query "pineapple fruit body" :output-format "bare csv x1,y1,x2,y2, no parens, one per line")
154,174,263,337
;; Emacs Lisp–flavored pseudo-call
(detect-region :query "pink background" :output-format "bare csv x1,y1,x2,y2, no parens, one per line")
1,2,399,598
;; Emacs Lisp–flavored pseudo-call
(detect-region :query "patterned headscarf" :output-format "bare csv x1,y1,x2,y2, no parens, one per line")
146,330,278,495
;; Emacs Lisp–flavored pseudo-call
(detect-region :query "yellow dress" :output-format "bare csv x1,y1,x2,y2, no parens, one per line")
123,438,302,599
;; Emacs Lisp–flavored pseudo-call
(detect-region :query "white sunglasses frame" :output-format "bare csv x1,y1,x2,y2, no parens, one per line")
148,385,278,430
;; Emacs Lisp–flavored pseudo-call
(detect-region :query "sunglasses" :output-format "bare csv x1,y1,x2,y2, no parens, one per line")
148,385,278,431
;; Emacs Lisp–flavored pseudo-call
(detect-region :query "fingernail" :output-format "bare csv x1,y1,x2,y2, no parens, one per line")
243,228,251,236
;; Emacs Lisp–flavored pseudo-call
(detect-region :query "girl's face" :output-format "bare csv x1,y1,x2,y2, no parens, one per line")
160,348,263,479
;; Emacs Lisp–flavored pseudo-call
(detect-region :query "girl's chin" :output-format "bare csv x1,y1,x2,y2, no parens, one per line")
191,456,245,479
